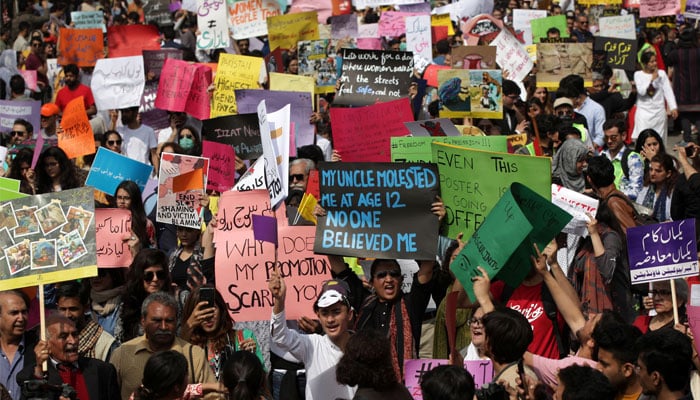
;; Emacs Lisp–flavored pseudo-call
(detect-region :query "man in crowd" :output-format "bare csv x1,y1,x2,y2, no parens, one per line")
17,315,120,400
498,80,527,135
636,329,694,400
116,106,157,166
110,292,215,400
601,119,644,201
55,282,118,362
593,320,644,400
0,291,36,400
585,155,637,236
572,14,594,42
39,103,60,140
289,158,315,193
8,119,32,146
9,75,29,101
556,365,615,400
55,64,97,117
561,74,605,148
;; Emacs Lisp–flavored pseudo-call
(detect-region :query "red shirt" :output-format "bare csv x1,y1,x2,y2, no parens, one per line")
57,363,90,400
55,84,95,112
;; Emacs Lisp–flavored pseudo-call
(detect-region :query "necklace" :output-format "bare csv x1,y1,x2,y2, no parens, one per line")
207,341,222,381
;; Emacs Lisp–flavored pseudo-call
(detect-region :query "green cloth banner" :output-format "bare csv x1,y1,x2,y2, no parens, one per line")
391,136,508,163
451,182,573,302
431,142,552,239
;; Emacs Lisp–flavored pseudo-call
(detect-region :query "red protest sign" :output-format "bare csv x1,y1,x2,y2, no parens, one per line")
107,25,161,57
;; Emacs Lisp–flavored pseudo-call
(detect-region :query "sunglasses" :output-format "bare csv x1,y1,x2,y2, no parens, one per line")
107,140,122,145
10,131,26,136
290,173,305,182
144,270,166,282
374,270,401,279
468,317,483,325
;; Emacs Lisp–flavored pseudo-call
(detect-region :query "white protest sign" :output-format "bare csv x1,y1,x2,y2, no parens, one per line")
197,0,231,50
513,9,547,45
71,11,106,31
492,30,533,82
91,56,145,110
228,0,281,40
267,104,290,202
551,184,599,237
233,156,266,192
599,15,636,40
406,15,432,66
257,100,285,207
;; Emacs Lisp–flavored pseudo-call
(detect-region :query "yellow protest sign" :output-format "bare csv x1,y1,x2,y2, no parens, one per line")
211,53,263,117
269,72,315,107
267,11,320,50
431,14,454,36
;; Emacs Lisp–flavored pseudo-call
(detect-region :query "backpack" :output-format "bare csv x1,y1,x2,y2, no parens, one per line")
602,192,658,226
500,281,570,359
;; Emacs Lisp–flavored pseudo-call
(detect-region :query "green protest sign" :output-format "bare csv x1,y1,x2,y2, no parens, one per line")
391,136,508,163
0,177,20,192
0,188,27,202
531,15,569,43
451,182,573,302
431,142,552,240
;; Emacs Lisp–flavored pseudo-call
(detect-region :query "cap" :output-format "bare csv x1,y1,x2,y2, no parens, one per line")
553,97,573,109
41,103,60,117
314,279,350,309
565,11,575,18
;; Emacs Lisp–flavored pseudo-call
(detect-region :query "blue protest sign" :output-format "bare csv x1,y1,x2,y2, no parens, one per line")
628,219,699,284
85,147,153,195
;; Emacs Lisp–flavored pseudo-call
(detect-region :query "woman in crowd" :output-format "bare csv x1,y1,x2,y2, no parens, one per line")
88,268,127,339
115,180,156,248
527,85,553,115
132,350,189,400
222,351,271,400
181,286,262,382
571,207,635,322
634,278,688,333
551,138,589,193
168,223,215,299
177,125,202,157
120,249,172,343
634,129,668,174
632,50,677,142
460,306,488,361
6,147,36,194
635,153,677,222
35,146,82,194
102,130,123,154
336,329,413,400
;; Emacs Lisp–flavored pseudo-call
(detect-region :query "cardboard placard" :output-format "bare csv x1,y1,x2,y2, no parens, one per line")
58,96,94,159
95,208,133,268
228,0,282,40
86,147,153,195
58,28,104,67
335,49,413,106
202,113,263,160
91,56,146,110
156,153,210,228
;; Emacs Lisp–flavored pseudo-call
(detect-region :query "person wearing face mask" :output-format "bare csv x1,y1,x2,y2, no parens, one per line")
177,126,202,156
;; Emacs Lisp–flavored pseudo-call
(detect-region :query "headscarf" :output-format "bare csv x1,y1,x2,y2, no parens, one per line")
552,138,588,192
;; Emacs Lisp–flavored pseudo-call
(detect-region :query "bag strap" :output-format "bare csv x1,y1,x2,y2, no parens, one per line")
189,344,195,384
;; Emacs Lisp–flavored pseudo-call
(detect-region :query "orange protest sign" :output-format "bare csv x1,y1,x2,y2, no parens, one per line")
58,28,104,67
59,96,94,159
172,168,204,192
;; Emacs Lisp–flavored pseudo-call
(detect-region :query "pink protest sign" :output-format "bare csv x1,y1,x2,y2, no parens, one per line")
95,208,133,268
378,11,422,37
155,58,197,112
688,304,700,357
214,190,330,321
20,70,38,91
404,359,494,399
184,64,212,120
202,140,236,192
330,98,412,162
357,38,383,50
640,0,680,18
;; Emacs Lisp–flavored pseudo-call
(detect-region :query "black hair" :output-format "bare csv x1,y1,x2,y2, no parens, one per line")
63,64,79,76
369,259,401,279
636,329,693,392
134,350,188,400
12,118,32,135
36,147,81,194
502,79,521,96
101,130,122,148
420,365,475,400
9,74,25,95
435,39,450,55
640,50,656,65
558,365,615,400
634,129,666,156
222,350,270,400
585,156,615,188
482,307,533,364
559,74,586,96
55,280,89,306
603,118,626,135
592,320,641,365
114,180,149,245
336,329,398,390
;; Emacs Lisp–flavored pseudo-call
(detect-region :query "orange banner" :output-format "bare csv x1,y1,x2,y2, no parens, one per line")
58,28,104,67
59,96,94,159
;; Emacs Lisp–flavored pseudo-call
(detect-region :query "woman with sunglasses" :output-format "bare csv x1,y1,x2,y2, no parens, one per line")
119,248,173,343
181,286,263,383
168,221,215,303
101,130,123,154
634,278,688,334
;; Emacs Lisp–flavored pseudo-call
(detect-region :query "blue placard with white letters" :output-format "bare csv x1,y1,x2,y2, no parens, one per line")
86,147,153,196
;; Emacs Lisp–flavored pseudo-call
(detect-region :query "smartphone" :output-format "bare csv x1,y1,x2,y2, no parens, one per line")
686,146,694,157
199,287,215,308
517,359,527,394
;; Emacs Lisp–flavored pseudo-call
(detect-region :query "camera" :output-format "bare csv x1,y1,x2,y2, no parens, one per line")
22,380,77,400
475,382,509,400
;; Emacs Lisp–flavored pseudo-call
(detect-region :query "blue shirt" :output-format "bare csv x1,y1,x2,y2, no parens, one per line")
0,335,28,400
576,96,606,147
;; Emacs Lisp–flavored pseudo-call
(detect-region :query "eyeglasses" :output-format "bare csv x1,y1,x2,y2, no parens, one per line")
116,195,131,201
290,174,305,182
10,131,26,136
374,270,402,279
605,134,620,141
556,111,571,117
107,140,122,145
144,270,166,282
650,289,672,296
468,317,483,325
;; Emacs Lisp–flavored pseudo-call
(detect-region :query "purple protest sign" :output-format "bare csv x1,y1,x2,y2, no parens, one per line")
234,89,315,149
404,359,494,399
0,100,41,138
252,214,278,247
627,219,699,284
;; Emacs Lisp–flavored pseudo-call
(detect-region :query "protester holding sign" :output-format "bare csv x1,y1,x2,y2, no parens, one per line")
634,279,688,333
